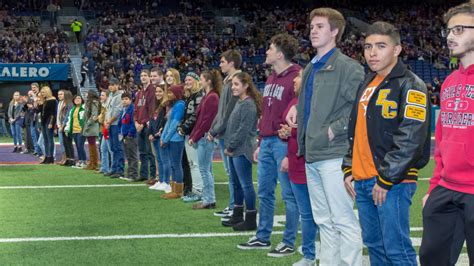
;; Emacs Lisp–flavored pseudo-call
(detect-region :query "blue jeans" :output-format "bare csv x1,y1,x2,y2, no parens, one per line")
219,138,234,209
158,142,171,184
108,125,124,175
138,126,156,179
42,126,55,157
73,133,86,161
168,141,184,183
30,124,41,155
291,181,317,261
355,178,417,266
229,155,256,211
11,121,22,146
152,139,165,182
99,135,112,173
0,119,8,136
197,138,216,204
38,132,45,155
256,136,298,246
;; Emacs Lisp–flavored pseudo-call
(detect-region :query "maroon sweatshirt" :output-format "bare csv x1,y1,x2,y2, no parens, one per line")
134,83,156,125
259,64,301,137
189,91,219,143
283,97,306,184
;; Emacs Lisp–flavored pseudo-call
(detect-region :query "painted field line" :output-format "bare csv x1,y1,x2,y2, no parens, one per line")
0,231,280,243
0,184,146,189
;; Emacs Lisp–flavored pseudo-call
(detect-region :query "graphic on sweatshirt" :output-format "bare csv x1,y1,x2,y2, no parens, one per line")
440,84,473,128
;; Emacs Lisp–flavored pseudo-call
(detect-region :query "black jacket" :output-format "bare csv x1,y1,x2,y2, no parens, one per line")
342,60,431,190
148,107,167,140
178,90,204,135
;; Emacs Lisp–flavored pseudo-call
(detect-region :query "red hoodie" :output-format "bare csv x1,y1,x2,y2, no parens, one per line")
134,83,156,125
259,64,301,137
428,63,474,195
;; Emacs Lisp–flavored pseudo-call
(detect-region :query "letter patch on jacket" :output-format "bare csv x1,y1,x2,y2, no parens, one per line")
376,89,398,119
406,90,427,107
404,105,426,122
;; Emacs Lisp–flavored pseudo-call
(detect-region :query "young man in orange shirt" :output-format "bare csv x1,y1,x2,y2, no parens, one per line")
342,21,431,265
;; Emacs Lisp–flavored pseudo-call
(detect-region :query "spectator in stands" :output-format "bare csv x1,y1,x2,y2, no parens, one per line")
238,34,301,257
188,70,220,209
40,86,57,164
82,90,100,171
134,69,157,182
208,50,242,220
81,57,89,87
8,91,24,153
104,78,125,179
223,72,260,231
178,72,205,202
160,85,186,200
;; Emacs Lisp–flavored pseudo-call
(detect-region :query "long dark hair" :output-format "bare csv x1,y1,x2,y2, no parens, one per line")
201,69,222,97
154,85,167,114
86,90,99,110
233,72,262,117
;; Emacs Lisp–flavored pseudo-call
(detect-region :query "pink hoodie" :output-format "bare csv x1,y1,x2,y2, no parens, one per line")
428,63,474,195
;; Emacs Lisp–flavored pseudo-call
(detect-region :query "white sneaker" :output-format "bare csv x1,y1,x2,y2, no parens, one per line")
292,258,316,266
119,176,128,180
149,182,163,190
72,162,83,168
163,183,172,193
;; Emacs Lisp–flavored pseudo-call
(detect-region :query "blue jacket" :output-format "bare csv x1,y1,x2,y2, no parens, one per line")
118,104,137,138
161,100,185,143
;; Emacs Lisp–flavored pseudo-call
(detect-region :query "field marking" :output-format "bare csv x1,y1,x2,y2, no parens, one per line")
0,184,146,189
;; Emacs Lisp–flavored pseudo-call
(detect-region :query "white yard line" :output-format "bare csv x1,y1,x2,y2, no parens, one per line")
0,184,146,189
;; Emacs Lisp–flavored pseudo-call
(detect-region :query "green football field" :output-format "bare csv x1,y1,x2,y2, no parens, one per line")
0,160,467,265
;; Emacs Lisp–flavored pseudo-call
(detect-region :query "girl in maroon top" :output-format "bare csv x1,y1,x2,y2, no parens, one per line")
189,70,221,209
279,70,318,263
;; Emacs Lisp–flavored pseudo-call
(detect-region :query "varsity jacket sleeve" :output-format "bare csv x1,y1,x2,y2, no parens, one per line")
376,80,430,190
329,63,364,138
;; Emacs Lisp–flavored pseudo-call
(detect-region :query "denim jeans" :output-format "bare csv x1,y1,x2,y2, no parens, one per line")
42,126,55,157
108,125,124,175
186,136,203,194
152,139,164,182
290,181,317,261
256,136,298,247
219,138,234,209
355,178,417,266
38,132,45,156
197,138,216,204
158,142,171,184
73,133,86,161
168,141,184,183
0,118,7,136
229,155,256,211
11,121,22,146
138,125,156,179
99,135,112,173
30,124,41,154
306,158,362,265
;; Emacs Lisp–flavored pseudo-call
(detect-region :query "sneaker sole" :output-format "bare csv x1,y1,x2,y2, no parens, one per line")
267,251,295,258
237,244,271,250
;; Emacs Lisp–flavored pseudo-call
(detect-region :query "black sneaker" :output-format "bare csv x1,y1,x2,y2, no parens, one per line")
214,207,232,217
267,242,295,257
12,147,18,153
237,236,271,250
110,173,123,179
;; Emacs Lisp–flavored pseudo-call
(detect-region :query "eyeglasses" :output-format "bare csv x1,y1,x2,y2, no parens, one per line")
441,25,474,38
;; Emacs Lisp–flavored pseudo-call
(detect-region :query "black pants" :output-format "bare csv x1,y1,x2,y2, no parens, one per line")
80,73,87,87
62,132,75,159
24,126,33,152
182,148,192,195
420,185,474,265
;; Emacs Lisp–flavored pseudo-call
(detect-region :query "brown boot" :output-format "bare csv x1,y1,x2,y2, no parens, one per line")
162,182,183,199
85,144,99,170
161,182,175,199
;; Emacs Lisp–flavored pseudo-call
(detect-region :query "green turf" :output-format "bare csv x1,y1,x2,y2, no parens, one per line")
0,161,437,265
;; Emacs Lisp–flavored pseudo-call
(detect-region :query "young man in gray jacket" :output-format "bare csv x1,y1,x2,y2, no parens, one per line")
104,78,125,178
208,49,242,219
287,7,364,265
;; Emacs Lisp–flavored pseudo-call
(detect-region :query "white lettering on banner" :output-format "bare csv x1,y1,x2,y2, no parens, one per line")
0,66,50,78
